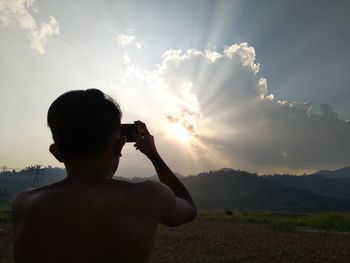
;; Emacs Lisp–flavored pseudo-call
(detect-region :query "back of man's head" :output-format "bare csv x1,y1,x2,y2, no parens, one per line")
47,89,121,162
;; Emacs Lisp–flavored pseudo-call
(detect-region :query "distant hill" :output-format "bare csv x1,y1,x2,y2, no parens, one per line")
181,169,350,213
264,174,350,201
0,167,66,208
1,167,350,213
314,166,350,178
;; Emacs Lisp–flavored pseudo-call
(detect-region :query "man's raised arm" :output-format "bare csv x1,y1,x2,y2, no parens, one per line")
134,121,197,226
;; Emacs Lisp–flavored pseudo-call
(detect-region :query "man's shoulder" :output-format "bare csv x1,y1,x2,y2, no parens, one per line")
136,180,171,195
11,181,64,218
110,179,175,205
11,188,35,222
109,178,163,192
12,187,40,210
134,180,176,209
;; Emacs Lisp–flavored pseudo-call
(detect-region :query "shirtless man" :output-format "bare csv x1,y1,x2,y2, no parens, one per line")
11,89,197,263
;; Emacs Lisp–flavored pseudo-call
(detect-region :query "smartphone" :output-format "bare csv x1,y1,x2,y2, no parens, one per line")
121,123,138,142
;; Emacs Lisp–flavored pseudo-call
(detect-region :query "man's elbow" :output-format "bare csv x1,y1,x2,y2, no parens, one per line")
180,204,197,225
163,205,197,227
188,205,197,222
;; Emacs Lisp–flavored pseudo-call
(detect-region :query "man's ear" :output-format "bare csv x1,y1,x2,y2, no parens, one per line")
113,136,126,156
49,144,64,163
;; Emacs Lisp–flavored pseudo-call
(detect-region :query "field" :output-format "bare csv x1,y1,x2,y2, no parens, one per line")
1,211,350,262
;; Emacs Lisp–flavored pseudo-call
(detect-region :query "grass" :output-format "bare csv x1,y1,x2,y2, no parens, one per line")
197,211,350,232
1,210,350,262
152,219,350,263
0,211,11,224
0,211,12,263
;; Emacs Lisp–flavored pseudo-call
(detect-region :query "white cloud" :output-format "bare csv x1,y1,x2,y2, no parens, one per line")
116,42,350,175
116,33,141,49
224,43,260,73
164,82,200,134
0,0,59,54
117,34,135,45
29,16,59,54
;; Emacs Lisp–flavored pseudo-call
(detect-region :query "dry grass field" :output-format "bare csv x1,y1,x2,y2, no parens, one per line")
152,219,350,262
1,211,350,263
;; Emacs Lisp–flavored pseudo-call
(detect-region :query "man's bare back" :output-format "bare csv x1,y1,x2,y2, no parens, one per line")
13,178,174,262
12,90,197,263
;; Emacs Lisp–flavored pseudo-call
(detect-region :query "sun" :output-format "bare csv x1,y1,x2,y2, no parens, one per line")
168,124,191,144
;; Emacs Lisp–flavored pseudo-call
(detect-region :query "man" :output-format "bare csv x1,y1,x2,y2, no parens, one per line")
12,89,197,263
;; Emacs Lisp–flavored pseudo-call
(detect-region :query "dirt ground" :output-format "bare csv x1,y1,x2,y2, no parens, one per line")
1,220,350,263
151,220,350,263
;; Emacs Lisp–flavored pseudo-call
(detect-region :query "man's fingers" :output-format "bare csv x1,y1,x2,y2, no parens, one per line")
136,123,143,141
141,123,150,136
138,121,150,136
135,120,150,136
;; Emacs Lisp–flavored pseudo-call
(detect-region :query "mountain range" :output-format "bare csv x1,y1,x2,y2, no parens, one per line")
183,169,350,213
1,166,350,213
313,166,350,178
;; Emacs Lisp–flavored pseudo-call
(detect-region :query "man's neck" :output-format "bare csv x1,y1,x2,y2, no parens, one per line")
65,159,114,180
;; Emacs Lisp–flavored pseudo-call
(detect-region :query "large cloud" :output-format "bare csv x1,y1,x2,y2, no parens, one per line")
0,0,59,54
115,42,350,176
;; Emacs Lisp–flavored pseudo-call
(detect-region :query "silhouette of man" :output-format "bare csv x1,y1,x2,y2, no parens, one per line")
12,89,197,263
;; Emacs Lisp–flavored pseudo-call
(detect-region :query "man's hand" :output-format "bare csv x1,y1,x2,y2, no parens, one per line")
133,121,158,158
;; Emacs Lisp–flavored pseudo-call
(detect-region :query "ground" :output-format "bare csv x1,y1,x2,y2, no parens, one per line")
152,219,350,262
1,211,350,262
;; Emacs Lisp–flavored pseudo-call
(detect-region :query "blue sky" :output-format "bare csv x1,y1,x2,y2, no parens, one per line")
0,0,349,176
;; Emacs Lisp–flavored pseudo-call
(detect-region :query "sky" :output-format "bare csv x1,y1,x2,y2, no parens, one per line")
0,0,350,177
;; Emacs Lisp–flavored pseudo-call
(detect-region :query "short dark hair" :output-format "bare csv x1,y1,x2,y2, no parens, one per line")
47,89,122,161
